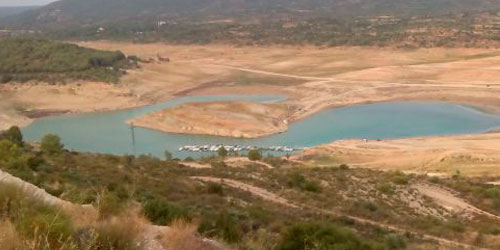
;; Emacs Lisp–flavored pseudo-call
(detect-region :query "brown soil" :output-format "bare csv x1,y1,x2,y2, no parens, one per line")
130,101,288,138
293,133,500,177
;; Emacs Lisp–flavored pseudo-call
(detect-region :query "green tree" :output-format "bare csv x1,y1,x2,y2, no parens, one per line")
248,149,262,161
218,146,228,157
164,150,173,161
40,134,64,155
1,126,23,145
0,139,22,164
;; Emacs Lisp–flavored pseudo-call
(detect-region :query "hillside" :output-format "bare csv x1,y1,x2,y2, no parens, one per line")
3,0,500,47
0,38,137,83
1,127,500,249
0,6,38,18
3,0,499,26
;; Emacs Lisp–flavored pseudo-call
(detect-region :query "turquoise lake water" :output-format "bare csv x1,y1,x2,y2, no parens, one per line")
22,95,500,158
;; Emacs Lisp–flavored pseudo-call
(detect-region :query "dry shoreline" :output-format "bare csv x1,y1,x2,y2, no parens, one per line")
0,43,499,163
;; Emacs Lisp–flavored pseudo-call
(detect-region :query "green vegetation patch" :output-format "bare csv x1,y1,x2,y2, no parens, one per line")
0,38,137,84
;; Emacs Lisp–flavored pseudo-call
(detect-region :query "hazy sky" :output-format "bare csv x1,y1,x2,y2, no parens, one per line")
0,0,57,7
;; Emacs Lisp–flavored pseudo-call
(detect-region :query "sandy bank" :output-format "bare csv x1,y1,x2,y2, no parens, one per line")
0,81,146,130
130,101,289,138
293,132,500,177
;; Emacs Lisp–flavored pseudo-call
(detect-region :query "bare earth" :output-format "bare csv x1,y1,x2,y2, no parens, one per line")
0,41,499,175
82,42,500,137
293,133,500,177
130,101,288,138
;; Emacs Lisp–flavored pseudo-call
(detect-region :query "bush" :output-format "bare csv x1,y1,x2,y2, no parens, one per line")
143,198,190,226
276,222,377,250
0,126,23,145
0,74,13,83
164,150,173,161
0,183,74,249
207,183,224,195
384,234,406,249
339,164,350,170
248,149,262,161
210,160,227,168
96,191,123,220
392,176,409,185
88,218,141,250
377,183,394,194
287,173,321,193
41,134,64,155
198,210,241,243
218,147,228,157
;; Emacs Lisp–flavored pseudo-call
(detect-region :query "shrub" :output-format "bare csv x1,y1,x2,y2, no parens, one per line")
207,183,224,195
248,149,262,161
445,218,466,233
377,183,394,194
360,200,378,212
95,191,123,220
41,134,64,155
218,147,228,157
339,164,350,170
287,173,321,193
276,222,377,250
0,126,23,145
160,220,212,250
391,176,409,185
143,198,190,226
384,234,406,249
0,74,13,83
198,210,241,243
210,160,227,168
80,213,143,250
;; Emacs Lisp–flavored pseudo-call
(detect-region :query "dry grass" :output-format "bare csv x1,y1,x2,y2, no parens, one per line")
161,220,220,250
0,220,22,250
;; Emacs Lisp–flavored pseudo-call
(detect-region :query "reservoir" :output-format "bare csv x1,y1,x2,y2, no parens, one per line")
22,95,500,158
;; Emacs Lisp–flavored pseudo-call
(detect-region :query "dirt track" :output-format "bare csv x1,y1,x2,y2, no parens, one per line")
192,176,484,249
414,184,500,220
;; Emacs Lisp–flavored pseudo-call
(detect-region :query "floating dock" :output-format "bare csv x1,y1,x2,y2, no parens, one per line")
178,145,298,153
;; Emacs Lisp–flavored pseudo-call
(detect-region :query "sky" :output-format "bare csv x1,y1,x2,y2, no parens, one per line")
0,0,57,7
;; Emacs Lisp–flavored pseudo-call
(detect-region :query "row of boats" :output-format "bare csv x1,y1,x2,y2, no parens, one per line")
178,145,297,152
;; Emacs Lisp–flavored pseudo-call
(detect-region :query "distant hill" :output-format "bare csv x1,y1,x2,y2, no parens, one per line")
0,6,38,18
3,0,499,29
3,0,500,47
0,38,137,83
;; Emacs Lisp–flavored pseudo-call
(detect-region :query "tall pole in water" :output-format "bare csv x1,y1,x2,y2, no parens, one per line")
130,122,136,156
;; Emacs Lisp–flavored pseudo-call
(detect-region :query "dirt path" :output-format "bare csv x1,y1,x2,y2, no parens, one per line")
182,162,212,169
209,64,333,81
414,184,500,220
224,157,275,169
191,176,298,208
192,176,482,249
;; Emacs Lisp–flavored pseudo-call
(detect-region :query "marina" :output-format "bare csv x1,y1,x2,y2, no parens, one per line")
178,145,298,152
